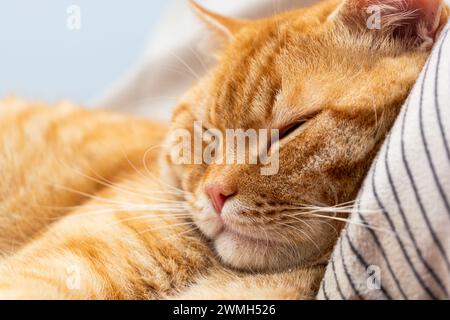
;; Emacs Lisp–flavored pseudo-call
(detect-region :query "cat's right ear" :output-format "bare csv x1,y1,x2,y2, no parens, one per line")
331,0,447,50
189,0,247,46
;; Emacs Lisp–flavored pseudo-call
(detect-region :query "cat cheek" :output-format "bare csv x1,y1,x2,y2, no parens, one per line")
192,194,224,238
194,215,223,239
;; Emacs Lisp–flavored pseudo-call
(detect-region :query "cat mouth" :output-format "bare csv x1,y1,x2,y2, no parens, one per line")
220,225,281,246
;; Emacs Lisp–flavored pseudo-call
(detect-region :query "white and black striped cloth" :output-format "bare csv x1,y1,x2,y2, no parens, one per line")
318,22,450,300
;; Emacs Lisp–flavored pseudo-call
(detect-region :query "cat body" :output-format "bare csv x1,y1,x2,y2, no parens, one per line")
0,98,321,299
0,0,448,299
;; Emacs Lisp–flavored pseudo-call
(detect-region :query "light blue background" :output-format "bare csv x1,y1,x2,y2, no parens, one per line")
0,0,167,104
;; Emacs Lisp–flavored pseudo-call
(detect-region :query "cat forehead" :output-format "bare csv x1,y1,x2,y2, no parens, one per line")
203,42,331,127
198,9,430,128
203,51,424,130
204,47,363,128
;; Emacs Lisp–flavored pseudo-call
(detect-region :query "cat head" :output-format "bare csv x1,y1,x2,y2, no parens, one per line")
162,0,448,271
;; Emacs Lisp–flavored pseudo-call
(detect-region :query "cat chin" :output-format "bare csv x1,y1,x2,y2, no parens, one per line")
213,230,298,271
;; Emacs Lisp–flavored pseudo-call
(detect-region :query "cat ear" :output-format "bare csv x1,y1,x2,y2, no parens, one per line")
189,0,246,44
334,0,446,49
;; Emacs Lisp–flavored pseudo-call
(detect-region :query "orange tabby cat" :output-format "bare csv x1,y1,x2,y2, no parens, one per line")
0,0,447,299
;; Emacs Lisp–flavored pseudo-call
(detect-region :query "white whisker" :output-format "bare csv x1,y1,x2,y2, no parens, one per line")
137,221,195,236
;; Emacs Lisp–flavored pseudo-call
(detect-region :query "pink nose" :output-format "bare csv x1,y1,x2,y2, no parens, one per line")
205,185,236,214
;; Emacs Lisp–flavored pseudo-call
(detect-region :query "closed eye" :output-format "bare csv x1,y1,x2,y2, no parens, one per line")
279,121,306,140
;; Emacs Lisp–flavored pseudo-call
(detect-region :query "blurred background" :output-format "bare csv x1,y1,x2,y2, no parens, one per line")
0,0,167,105
0,0,308,119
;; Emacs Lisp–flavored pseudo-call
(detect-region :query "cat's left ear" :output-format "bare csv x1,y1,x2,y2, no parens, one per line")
189,0,247,45
332,0,448,49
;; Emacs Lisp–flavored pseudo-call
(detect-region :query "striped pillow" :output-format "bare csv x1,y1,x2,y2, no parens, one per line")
318,23,450,300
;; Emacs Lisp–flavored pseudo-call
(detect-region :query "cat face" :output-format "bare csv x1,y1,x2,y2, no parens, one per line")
163,0,447,271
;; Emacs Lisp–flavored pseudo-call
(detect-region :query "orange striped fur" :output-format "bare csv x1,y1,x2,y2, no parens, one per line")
0,98,321,299
0,0,448,299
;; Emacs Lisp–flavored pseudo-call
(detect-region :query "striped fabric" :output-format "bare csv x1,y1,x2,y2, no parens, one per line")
317,23,450,300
